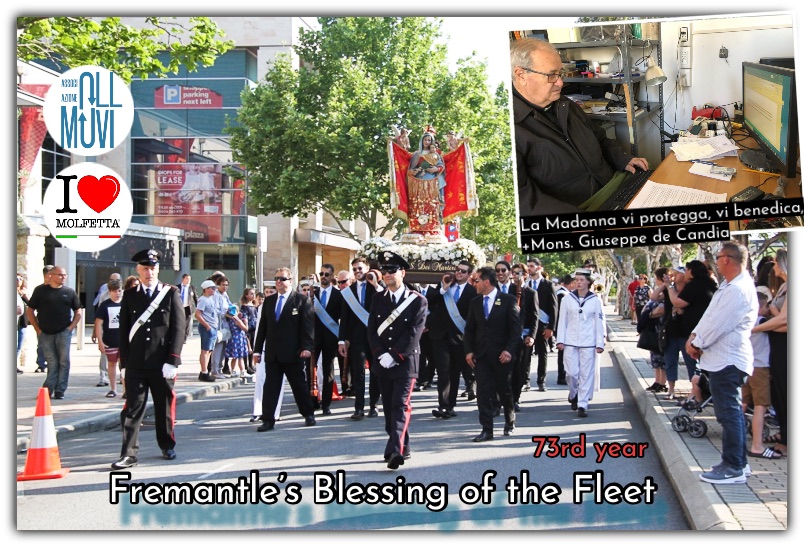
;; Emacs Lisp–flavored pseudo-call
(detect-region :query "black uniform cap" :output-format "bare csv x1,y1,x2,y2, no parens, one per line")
132,249,160,266
379,251,411,271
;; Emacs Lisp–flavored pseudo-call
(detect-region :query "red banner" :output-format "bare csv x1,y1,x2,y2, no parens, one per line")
443,142,472,222
389,141,412,218
18,84,51,193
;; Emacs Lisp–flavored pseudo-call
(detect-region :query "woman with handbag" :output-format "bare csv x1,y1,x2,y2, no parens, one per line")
638,268,669,393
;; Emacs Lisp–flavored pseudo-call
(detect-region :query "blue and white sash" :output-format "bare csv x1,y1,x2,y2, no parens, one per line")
341,286,369,327
443,288,466,334
313,293,340,337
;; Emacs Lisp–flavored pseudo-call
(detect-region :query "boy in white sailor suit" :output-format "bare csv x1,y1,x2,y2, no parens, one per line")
113,249,186,469
556,268,606,418
367,252,427,469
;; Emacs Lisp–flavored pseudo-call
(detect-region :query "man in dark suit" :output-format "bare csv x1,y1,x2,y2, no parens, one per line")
113,249,186,469
253,267,316,431
525,257,557,391
508,263,538,410
415,284,435,391
426,260,477,419
367,252,427,469
339,256,382,420
313,263,344,415
179,273,198,342
464,266,521,442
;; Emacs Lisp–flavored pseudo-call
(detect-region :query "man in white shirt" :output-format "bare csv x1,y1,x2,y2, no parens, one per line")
687,241,758,484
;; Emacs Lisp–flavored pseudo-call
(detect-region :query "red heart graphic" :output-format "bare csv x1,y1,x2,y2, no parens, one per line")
77,175,120,214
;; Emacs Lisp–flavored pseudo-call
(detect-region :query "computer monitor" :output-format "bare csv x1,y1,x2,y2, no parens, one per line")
740,61,798,178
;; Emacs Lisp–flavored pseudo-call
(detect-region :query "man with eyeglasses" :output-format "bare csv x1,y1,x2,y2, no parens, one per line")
464,267,521,441
367,252,427,469
313,264,344,415
511,38,648,216
253,268,316,431
26,266,82,399
339,257,382,419
508,262,538,410
334,270,354,395
686,241,758,484
426,260,477,418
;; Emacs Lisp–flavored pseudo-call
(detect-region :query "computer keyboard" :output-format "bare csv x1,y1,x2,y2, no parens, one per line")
600,169,654,210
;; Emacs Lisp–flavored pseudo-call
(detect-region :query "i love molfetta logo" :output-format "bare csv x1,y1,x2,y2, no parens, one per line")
42,163,133,252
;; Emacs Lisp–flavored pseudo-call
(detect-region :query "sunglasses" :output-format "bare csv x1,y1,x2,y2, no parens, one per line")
352,267,364,272
319,272,332,277
336,279,349,285
275,276,292,282
495,268,508,273
455,268,469,274
380,266,400,274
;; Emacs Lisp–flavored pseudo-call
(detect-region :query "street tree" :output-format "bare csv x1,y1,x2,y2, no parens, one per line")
229,17,513,247
17,17,233,83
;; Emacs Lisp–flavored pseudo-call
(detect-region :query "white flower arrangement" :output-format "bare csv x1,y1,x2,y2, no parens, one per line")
359,237,487,267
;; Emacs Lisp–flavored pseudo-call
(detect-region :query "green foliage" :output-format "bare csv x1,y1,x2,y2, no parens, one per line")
17,17,234,82
229,17,514,247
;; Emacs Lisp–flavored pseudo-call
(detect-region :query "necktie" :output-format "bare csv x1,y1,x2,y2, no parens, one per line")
275,295,284,321
181,286,186,304
392,294,397,305
360,282,366,307
146,287,152,299
320,289,327,308
483,296,490,319
453,285,461,302
501,284,507,294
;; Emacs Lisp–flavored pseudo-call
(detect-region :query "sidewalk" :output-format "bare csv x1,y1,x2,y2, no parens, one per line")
605,305,787,530
15,329,245,452
16,310,787,530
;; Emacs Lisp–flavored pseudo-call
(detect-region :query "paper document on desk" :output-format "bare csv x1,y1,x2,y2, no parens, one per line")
627,181,727,209
689,162,734,182
672,135,739,161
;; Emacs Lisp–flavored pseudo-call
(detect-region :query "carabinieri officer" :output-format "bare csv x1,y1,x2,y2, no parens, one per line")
367,252,427,469
113,249,186,469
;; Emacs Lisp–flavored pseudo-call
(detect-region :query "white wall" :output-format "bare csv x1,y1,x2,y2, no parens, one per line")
660,14,795,135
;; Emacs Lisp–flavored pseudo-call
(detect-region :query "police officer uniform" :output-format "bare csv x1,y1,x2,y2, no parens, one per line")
367,252,427,469
113,250,185,468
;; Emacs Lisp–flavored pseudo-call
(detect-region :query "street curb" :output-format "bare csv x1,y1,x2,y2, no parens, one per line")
16,377,244,453
612,347,740,530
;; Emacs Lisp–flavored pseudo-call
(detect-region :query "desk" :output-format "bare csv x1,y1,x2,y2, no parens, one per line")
639,146,802,231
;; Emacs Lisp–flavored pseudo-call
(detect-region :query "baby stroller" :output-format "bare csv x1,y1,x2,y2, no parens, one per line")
671,371,711,438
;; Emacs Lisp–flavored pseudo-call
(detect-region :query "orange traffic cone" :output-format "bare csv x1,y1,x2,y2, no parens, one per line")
17,388,70,481
331,382,343,401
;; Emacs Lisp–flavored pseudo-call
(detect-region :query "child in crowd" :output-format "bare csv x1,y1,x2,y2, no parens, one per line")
224,303,250,378
94,279,124,398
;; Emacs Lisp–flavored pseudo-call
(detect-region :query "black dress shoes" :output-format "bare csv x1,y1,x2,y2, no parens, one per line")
537,383,546,392
504,423,515,436
111,456,138,469
162,448,176,460
569,394,578,411
514,402,521,412
441,409,457,419
384,452,411,462
305,415,316,426
350,411,364,420
432,408,444,418
577,407,588,418
322,407,332,416
466,391,476,401
368,407,379,418
557,377,567,385
257,422,275,432
473,431,494,442
387,452,405,470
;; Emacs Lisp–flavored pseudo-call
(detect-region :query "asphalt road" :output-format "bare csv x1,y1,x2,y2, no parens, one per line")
16,349,689,531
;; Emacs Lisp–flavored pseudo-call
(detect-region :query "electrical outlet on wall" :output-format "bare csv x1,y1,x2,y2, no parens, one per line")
679,69,692,87
679,27,689,43
679,46,692,69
